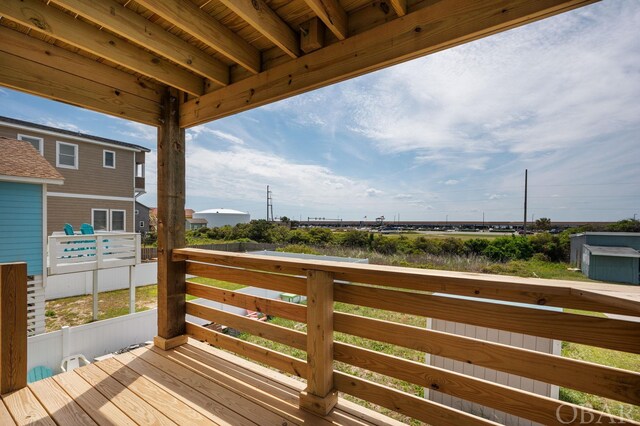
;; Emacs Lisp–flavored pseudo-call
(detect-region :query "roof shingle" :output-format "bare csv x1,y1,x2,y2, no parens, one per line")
0,137,64,183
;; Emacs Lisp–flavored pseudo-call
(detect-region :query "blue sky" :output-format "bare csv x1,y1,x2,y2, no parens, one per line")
1,0,639,222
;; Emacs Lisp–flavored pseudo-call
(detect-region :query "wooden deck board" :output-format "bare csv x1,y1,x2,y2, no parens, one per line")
0,398,16,425
53,370,137,426
94,357,218,425
4,339,397,426
1,387,56,426
73,363,176,426
28,377,98,426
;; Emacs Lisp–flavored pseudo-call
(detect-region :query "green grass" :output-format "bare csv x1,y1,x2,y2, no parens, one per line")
386,232,506,241
481,259,594,281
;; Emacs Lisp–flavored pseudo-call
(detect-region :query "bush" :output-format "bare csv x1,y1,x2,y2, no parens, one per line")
483,236,533,262
340,230,371,248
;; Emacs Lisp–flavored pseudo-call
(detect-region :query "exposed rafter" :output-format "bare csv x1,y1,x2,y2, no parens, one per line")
218,0,300,58
135,0,261,74
303,0,347,40
0,52,160,125
0,0,204,96
0,26,163,104
51,0,230,86
181,0,595,127
389,0,407,17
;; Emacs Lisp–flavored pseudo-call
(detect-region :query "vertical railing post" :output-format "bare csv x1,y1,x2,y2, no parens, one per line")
154,87,187,351
300,269,337,415
0,263,27,394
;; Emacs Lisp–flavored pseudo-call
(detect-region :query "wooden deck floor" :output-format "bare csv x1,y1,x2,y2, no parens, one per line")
0,338,402,425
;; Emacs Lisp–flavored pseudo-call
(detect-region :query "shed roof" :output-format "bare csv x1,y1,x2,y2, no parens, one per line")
573,232,640,238
187,218,208,224
584,245,640,258
0,137,64,185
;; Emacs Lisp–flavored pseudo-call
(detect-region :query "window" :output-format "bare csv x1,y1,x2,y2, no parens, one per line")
136,162,145,178
56,142,78,169
110,210,126,232
17,134,43,155
103,150,116,169
92,209,108,231
135,209,140,215
139,221,145,228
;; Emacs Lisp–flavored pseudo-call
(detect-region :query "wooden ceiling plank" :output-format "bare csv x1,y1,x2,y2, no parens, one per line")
52,0,229,86
0,51,160,126
218,0,300,58
181,0,596,127
135,0,261,74
0,0,204,95
0,26,163,103
389,0,407,17
302,0,348,40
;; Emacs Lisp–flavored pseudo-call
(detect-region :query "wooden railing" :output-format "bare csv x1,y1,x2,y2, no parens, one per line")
48,232,141,275
171,248,640,425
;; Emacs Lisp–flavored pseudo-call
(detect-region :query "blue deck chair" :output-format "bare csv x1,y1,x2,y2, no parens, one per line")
27,366,53,383
80,223,97,256
64,223,75,235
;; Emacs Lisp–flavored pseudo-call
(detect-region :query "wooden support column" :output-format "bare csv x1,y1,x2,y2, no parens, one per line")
154,87,187,351
0,263,27,394
300,270,337,415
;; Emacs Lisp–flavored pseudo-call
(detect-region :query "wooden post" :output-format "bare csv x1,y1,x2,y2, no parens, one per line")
300,270,337,415
0,263,27,394
154,87,187,351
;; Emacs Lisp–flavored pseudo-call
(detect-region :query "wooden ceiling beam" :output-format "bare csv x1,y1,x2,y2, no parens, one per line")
0,51,161,126
303,0,347,40
52,0,229,86
135,0,261,74
218,0,300,58
0,26,163,103
389,0,407,17
180,0,596,128
0,0,203,96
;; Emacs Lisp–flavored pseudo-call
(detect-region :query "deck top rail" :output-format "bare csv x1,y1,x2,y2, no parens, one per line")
48,233,141,275
174,248,640,425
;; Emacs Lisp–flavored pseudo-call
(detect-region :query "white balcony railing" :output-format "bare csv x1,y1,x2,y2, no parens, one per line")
48,233,141,275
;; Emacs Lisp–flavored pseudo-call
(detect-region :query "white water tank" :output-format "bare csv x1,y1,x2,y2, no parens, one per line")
192,208,250,228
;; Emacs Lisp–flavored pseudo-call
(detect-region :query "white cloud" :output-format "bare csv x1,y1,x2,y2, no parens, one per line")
37,119,87,133
118,122,156,142
444,180,459,185
187,126,245,145
366,188,383,197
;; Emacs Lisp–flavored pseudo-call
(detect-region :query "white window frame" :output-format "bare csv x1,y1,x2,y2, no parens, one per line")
103,150,116,169
110,209,126,232
56,141,78,169
91,208,109,231
17,134,44,155
139,221,145,228
136,162,145,178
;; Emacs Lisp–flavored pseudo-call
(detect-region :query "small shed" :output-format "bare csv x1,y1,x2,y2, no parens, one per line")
581,245,640,285
570,232,640,267
0,137,64,334
186,217,208,230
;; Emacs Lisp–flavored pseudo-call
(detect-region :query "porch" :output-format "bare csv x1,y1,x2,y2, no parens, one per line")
2,338,397,426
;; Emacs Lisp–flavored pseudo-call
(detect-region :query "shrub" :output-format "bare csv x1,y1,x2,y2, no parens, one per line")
483,236,533,262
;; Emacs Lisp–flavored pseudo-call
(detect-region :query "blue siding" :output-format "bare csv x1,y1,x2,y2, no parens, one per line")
0,182,43,275
589,255,639,285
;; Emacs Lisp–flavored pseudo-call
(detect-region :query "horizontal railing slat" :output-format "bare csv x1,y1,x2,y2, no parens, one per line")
186,262,306,295
334,283,640,354
185,322,306,378
174,248,640,316
185,302,307,350
334,342,632,425
186,282,307,323
334,312,640,405
333,372,498,426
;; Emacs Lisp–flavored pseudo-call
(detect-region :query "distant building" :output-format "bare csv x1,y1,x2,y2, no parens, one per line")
193,208,250,228
186,217,208,230
135,201,150,234
571,232,640,285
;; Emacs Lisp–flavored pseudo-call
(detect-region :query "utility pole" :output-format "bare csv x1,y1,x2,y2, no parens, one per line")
523,169,528,234
266,185,274,221
482,212,485,230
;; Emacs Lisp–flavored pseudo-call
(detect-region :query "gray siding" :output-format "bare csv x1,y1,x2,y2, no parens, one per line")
135,202,150,234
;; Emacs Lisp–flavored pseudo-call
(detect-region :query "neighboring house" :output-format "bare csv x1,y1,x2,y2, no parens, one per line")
0,116,149,234
0,137,64,335
570,232,640,285
186,217,208,230
135,201,150,234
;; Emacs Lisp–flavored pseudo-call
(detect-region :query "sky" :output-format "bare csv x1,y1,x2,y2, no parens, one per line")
1,0,639,223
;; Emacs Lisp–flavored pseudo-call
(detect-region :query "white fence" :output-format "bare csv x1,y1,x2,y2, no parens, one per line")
27,309,157,374
46,262,158,300
48,233,141,275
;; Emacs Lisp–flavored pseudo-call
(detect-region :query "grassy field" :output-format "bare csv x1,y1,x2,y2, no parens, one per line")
386,231,509,241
